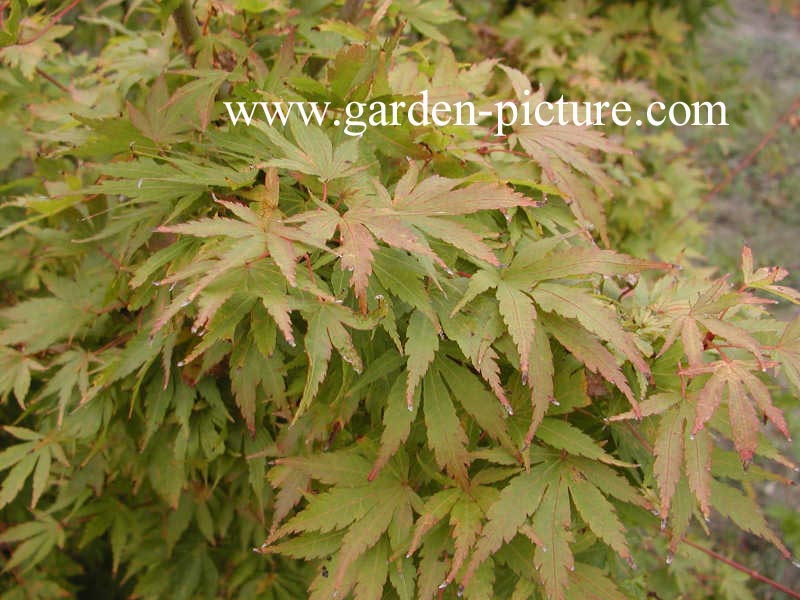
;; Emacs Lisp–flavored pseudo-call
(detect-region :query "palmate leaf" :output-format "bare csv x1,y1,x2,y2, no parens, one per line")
532,283,649,378
0,272,111,353
290,198,435,313
465,464,550,580
266,455,417,599
656,275,769,370
259,117,361,183
688,361,790,467
158,196,325,289
391,0,463,43
464,449,641,599
451,241,659,428
0,514,64,573
741,245,800,304
289,165,535,311
296,301,383,421
372,350,519,483
500,66,630,238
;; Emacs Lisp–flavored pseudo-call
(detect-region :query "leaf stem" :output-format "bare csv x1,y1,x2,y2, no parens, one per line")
35,67,69,93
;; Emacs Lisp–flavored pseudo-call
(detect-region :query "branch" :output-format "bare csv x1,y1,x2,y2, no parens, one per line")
681,537,800,600
172,0,200,62
703,94,800,204
668,93,800,235
339,0,364,22
15,0,81,46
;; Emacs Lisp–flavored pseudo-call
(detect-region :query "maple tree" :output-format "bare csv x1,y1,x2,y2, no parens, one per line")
0,1,798,599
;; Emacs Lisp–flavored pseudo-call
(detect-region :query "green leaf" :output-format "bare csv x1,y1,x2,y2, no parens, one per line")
532,283,649,378
565,563,631,600
30,449,52,509
259,118,359,182
542,312,637,409
496,282,538,380
505,245,668,286
353,537,390,600
710,480,790,558
532,475,573,600
466,464,550,580
405,309,439,409
536,419,631,467
0,452,37,509
438,359,517,455
371,376,419,481
423,370,470,486
568,475,630,560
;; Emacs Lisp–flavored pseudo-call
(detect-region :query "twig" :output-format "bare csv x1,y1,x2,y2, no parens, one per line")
15,0,81,46
681,537,800,600
668,93,800,235
0,1,8,29
703,94,800,204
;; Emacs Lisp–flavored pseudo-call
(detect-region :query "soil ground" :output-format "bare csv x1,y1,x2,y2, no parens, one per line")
696,2,800,596
699,0,800,299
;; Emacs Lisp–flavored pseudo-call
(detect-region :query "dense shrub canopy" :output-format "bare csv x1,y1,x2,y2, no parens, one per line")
0,1,797,599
